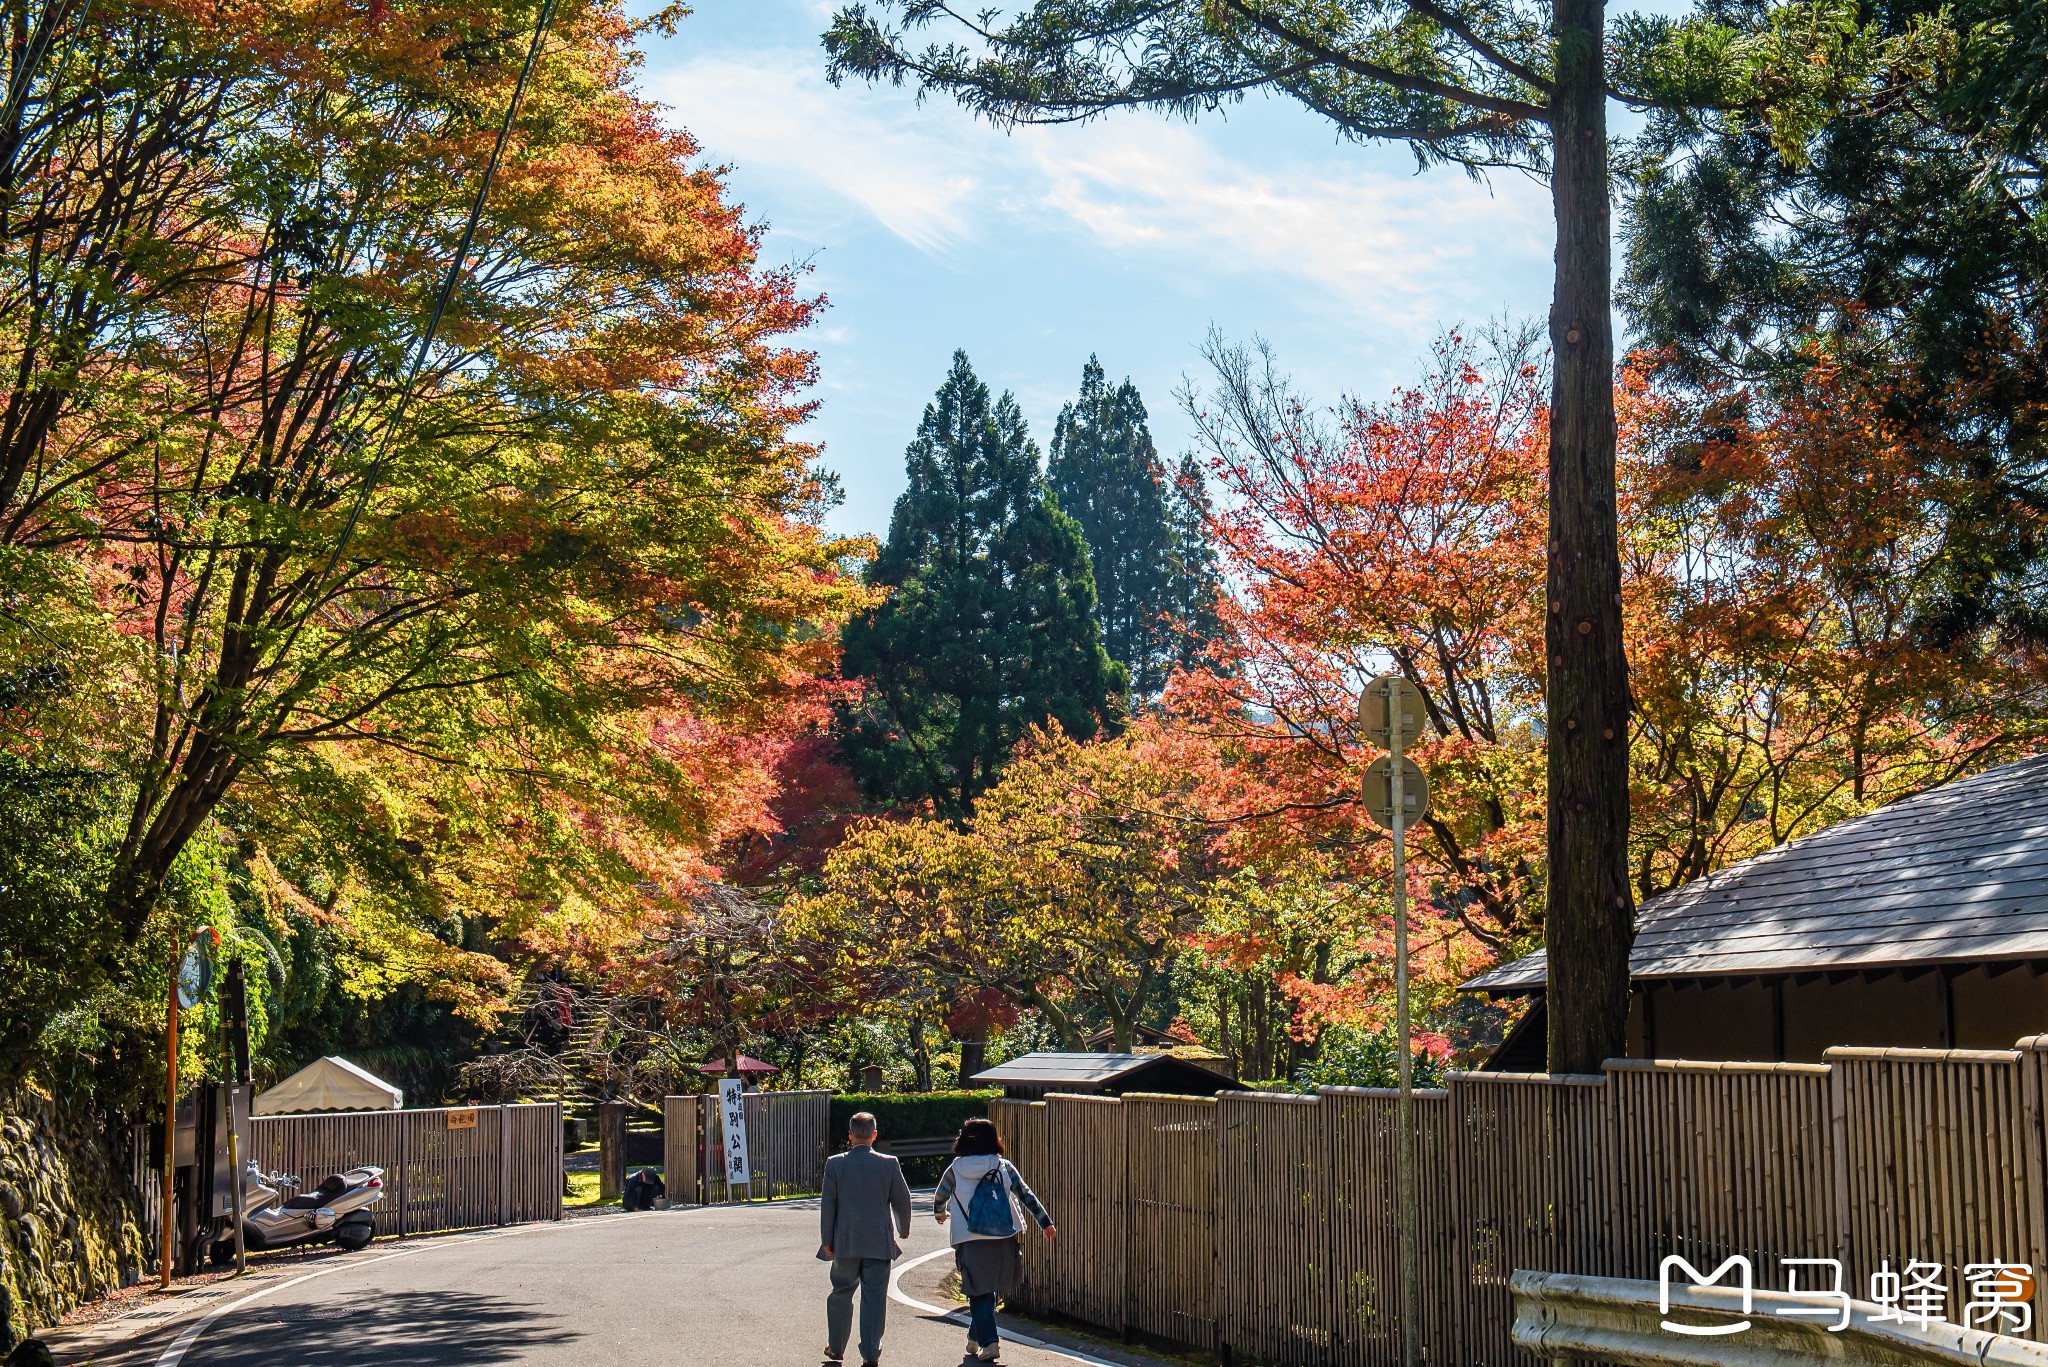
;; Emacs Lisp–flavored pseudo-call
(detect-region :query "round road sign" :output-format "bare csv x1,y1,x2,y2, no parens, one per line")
1359,674,1427,750
1362,756,1431,830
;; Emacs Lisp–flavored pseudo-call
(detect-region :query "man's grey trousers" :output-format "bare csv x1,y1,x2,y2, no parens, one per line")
826,1255,891,1362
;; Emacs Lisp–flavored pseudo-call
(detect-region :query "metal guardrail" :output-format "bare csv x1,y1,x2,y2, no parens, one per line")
1511,1270,2048,1366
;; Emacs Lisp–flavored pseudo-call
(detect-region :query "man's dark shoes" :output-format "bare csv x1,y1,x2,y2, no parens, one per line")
823,1351,842,1363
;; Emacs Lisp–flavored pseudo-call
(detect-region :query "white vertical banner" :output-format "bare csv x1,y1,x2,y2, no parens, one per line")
717,1076,751,1197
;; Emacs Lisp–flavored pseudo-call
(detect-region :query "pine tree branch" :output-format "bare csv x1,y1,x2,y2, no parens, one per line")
1220,0,1551,125
1394,0,1553,96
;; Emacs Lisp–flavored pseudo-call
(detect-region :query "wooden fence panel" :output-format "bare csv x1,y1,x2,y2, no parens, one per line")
1029,1095,1126,1330
1317,1088,1461,1367
991,1099,1055,1316
504,1103,566,1223
1832,1046,2047,1340
1437,1073,1611,1366
663,1095,703,1205
989,1038,2048,1363
1606,1060,1834,1286
1217,1092,1331,1365
1123,1095,1219,1349
695,1089,831,1202
248,1103,560,1236
1553,1074,1615,1280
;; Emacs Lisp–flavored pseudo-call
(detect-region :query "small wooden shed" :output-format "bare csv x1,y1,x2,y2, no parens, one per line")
969,1051,1239,1100
1465,753,2048,1066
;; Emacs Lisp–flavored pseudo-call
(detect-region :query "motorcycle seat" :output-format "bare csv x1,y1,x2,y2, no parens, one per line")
281,1193,325,1210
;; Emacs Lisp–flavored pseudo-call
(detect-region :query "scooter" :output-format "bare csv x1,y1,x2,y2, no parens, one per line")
211,1161,385,1262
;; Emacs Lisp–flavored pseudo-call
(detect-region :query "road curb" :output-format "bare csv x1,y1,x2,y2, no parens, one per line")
889,1248,1147,1367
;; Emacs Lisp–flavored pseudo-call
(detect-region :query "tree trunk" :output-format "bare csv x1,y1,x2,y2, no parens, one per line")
1215,982,1237,1078
908,1020,933,1092
1251,979,1272,1081
957,1036,986,1086
1544,0,1635,1074
1021,986,1083,1049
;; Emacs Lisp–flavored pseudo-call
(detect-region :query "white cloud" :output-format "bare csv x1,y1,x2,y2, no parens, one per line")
1014,120,1547,323
643,54,986,252
645,47,1546,326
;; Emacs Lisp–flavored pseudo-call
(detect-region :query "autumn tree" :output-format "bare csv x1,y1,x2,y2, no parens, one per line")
1180,327,1552,957
1623,352,2048,889
838,351,1123,820
1048,358,1219,697
819,0,1941,1067
0,0,867,1073
1166,328,2044,1060
790,727,1218,1053
1621,0,2045,646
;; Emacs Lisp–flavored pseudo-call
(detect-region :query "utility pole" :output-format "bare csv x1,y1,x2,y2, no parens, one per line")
222,959,250,1274
159,973,179,1290
162,927,217,1287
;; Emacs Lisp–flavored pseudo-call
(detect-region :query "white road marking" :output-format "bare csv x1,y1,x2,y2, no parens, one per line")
148,1218,604,1367
151,1249,417,1367
887,1246,1123,1367
153,1209,1116,1367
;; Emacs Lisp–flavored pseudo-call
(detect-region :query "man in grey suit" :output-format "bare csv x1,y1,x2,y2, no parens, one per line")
819,1111,912,1367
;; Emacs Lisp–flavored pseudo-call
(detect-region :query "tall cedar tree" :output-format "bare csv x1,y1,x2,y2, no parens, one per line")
1163,452,1227,667
839,352,1124,820
1048,358,1221,697
820,0,1886,1069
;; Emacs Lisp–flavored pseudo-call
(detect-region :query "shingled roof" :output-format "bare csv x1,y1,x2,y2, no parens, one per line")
968,1051,1238,1095
1464,754,2048,994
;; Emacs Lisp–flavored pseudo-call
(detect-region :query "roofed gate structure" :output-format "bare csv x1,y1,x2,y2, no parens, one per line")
969,1051,1238,1099
1466,754,2048,1067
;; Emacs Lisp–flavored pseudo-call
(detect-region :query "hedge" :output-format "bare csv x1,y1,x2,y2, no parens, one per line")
830,1090,998,1144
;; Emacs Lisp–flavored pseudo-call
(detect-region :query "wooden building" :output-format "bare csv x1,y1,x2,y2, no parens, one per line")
969,1051,1239,1099
1466,754,2048,1068
1081,1023,1181,1050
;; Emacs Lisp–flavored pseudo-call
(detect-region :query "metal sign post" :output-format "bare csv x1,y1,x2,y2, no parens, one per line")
158,973,179,1289
1362,675,1429,1367
222,959,250,1275
160,927,217,1287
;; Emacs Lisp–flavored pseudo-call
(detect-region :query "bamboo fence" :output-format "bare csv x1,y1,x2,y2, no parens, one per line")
248,1102,563,1235
994,1036,2048,1365
662,1089,829,1203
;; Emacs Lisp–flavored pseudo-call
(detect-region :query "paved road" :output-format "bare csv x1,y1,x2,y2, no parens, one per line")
81,1200,1113,1367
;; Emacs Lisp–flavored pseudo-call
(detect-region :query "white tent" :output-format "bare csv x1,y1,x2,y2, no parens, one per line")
253,1056,404,1115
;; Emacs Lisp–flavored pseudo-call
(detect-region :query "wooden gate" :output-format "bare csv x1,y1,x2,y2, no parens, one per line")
662,1090,829,1203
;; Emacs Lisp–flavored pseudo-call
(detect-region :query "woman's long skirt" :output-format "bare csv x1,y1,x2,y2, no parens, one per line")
954,1235,1024,1299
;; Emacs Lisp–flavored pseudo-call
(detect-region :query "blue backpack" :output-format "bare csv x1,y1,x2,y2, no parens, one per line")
963,1161,1020,1237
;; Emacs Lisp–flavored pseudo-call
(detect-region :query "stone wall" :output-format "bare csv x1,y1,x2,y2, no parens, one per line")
0,1092,148,1350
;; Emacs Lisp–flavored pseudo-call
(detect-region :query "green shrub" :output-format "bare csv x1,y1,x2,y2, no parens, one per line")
1293,1025,1449,1092
830,1090,998,1145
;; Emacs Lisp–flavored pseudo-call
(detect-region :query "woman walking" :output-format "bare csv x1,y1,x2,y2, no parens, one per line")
933,1117,1056,1362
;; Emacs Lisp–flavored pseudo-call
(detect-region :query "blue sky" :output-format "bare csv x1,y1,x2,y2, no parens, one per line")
636,2,1556,539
